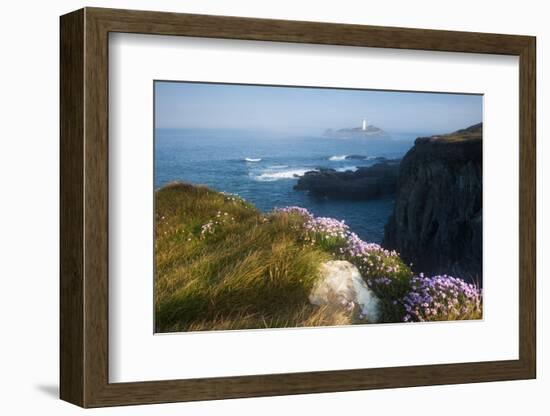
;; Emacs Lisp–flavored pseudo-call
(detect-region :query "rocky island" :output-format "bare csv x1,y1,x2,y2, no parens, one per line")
384,123,482,283
324,119,388,139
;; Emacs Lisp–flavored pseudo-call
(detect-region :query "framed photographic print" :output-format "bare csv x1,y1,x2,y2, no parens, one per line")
60,7,536,408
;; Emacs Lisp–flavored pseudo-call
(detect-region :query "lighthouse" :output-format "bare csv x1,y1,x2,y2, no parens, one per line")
362,119,368,131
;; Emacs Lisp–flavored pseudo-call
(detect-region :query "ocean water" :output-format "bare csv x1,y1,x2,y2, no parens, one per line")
155,129,422,243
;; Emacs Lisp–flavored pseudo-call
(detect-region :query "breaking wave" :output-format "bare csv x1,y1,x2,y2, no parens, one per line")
328,155,347,161
335,166,358,172
252,168,317,182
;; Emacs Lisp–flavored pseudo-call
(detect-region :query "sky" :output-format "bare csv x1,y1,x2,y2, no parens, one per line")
155,81,482,135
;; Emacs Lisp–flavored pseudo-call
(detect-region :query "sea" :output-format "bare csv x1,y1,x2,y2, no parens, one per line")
154,128,427,243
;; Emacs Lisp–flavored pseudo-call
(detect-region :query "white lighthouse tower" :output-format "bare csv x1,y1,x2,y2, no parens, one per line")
362,119,368,131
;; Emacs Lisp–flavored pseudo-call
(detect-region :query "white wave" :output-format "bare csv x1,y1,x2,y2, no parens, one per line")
253,168,317,182
328,155,347,161
336,166,358,172
244,157,262,162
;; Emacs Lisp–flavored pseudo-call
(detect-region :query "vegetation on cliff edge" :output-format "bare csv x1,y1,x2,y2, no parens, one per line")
155,182,482,332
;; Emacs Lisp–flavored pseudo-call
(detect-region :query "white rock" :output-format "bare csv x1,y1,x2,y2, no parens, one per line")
309,260,381,323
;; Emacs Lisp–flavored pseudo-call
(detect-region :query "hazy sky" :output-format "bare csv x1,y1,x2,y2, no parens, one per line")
155,81,482,135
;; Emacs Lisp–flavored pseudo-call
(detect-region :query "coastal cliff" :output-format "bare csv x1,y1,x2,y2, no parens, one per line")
383,123,482,283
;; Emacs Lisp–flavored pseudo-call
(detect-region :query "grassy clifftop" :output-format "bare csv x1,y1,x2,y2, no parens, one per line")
155,182,481,332
155,183,333,332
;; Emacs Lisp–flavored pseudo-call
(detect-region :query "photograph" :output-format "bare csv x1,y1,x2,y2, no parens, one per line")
153,81,483,333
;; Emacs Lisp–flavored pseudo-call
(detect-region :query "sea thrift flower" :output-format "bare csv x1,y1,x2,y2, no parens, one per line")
221,191,243,203
272,205,482,322
275,206,404,278
273,206,313,219
305,217,349,239
341,232,402,277
371,277,392,286
200,221,216,238
199,213,235,240
344,232,397,259
400,275,482,322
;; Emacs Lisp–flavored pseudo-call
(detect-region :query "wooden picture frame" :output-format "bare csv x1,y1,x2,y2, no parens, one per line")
60,7,536,408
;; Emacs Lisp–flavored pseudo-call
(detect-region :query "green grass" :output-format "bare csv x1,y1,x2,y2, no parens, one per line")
155,182,339,332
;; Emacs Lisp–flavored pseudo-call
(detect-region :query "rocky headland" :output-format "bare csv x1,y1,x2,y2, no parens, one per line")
383,123,482,283
294,159,400,200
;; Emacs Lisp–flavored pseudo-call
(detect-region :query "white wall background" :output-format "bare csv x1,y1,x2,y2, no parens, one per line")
0,0,546,414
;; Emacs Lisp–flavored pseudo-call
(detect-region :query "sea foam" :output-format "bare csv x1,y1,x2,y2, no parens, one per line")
253,168,317,182
335,166,358,172
328,155,347,161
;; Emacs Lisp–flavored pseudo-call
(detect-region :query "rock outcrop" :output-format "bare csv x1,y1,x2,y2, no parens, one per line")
324,125,387,138
383,123,482,284
294,160,400,200
309,260,381,323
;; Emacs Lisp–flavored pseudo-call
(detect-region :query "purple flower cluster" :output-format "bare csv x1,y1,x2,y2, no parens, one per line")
274,206,403,277
401,274,482,322
305,216,350,240
272,205,483,322
344,232,398,259
273,206,313,219
364,276,395,295
341,232,402,276
370,277,392,286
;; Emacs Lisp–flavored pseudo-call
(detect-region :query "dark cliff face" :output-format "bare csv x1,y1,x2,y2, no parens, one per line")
383,124,482,284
